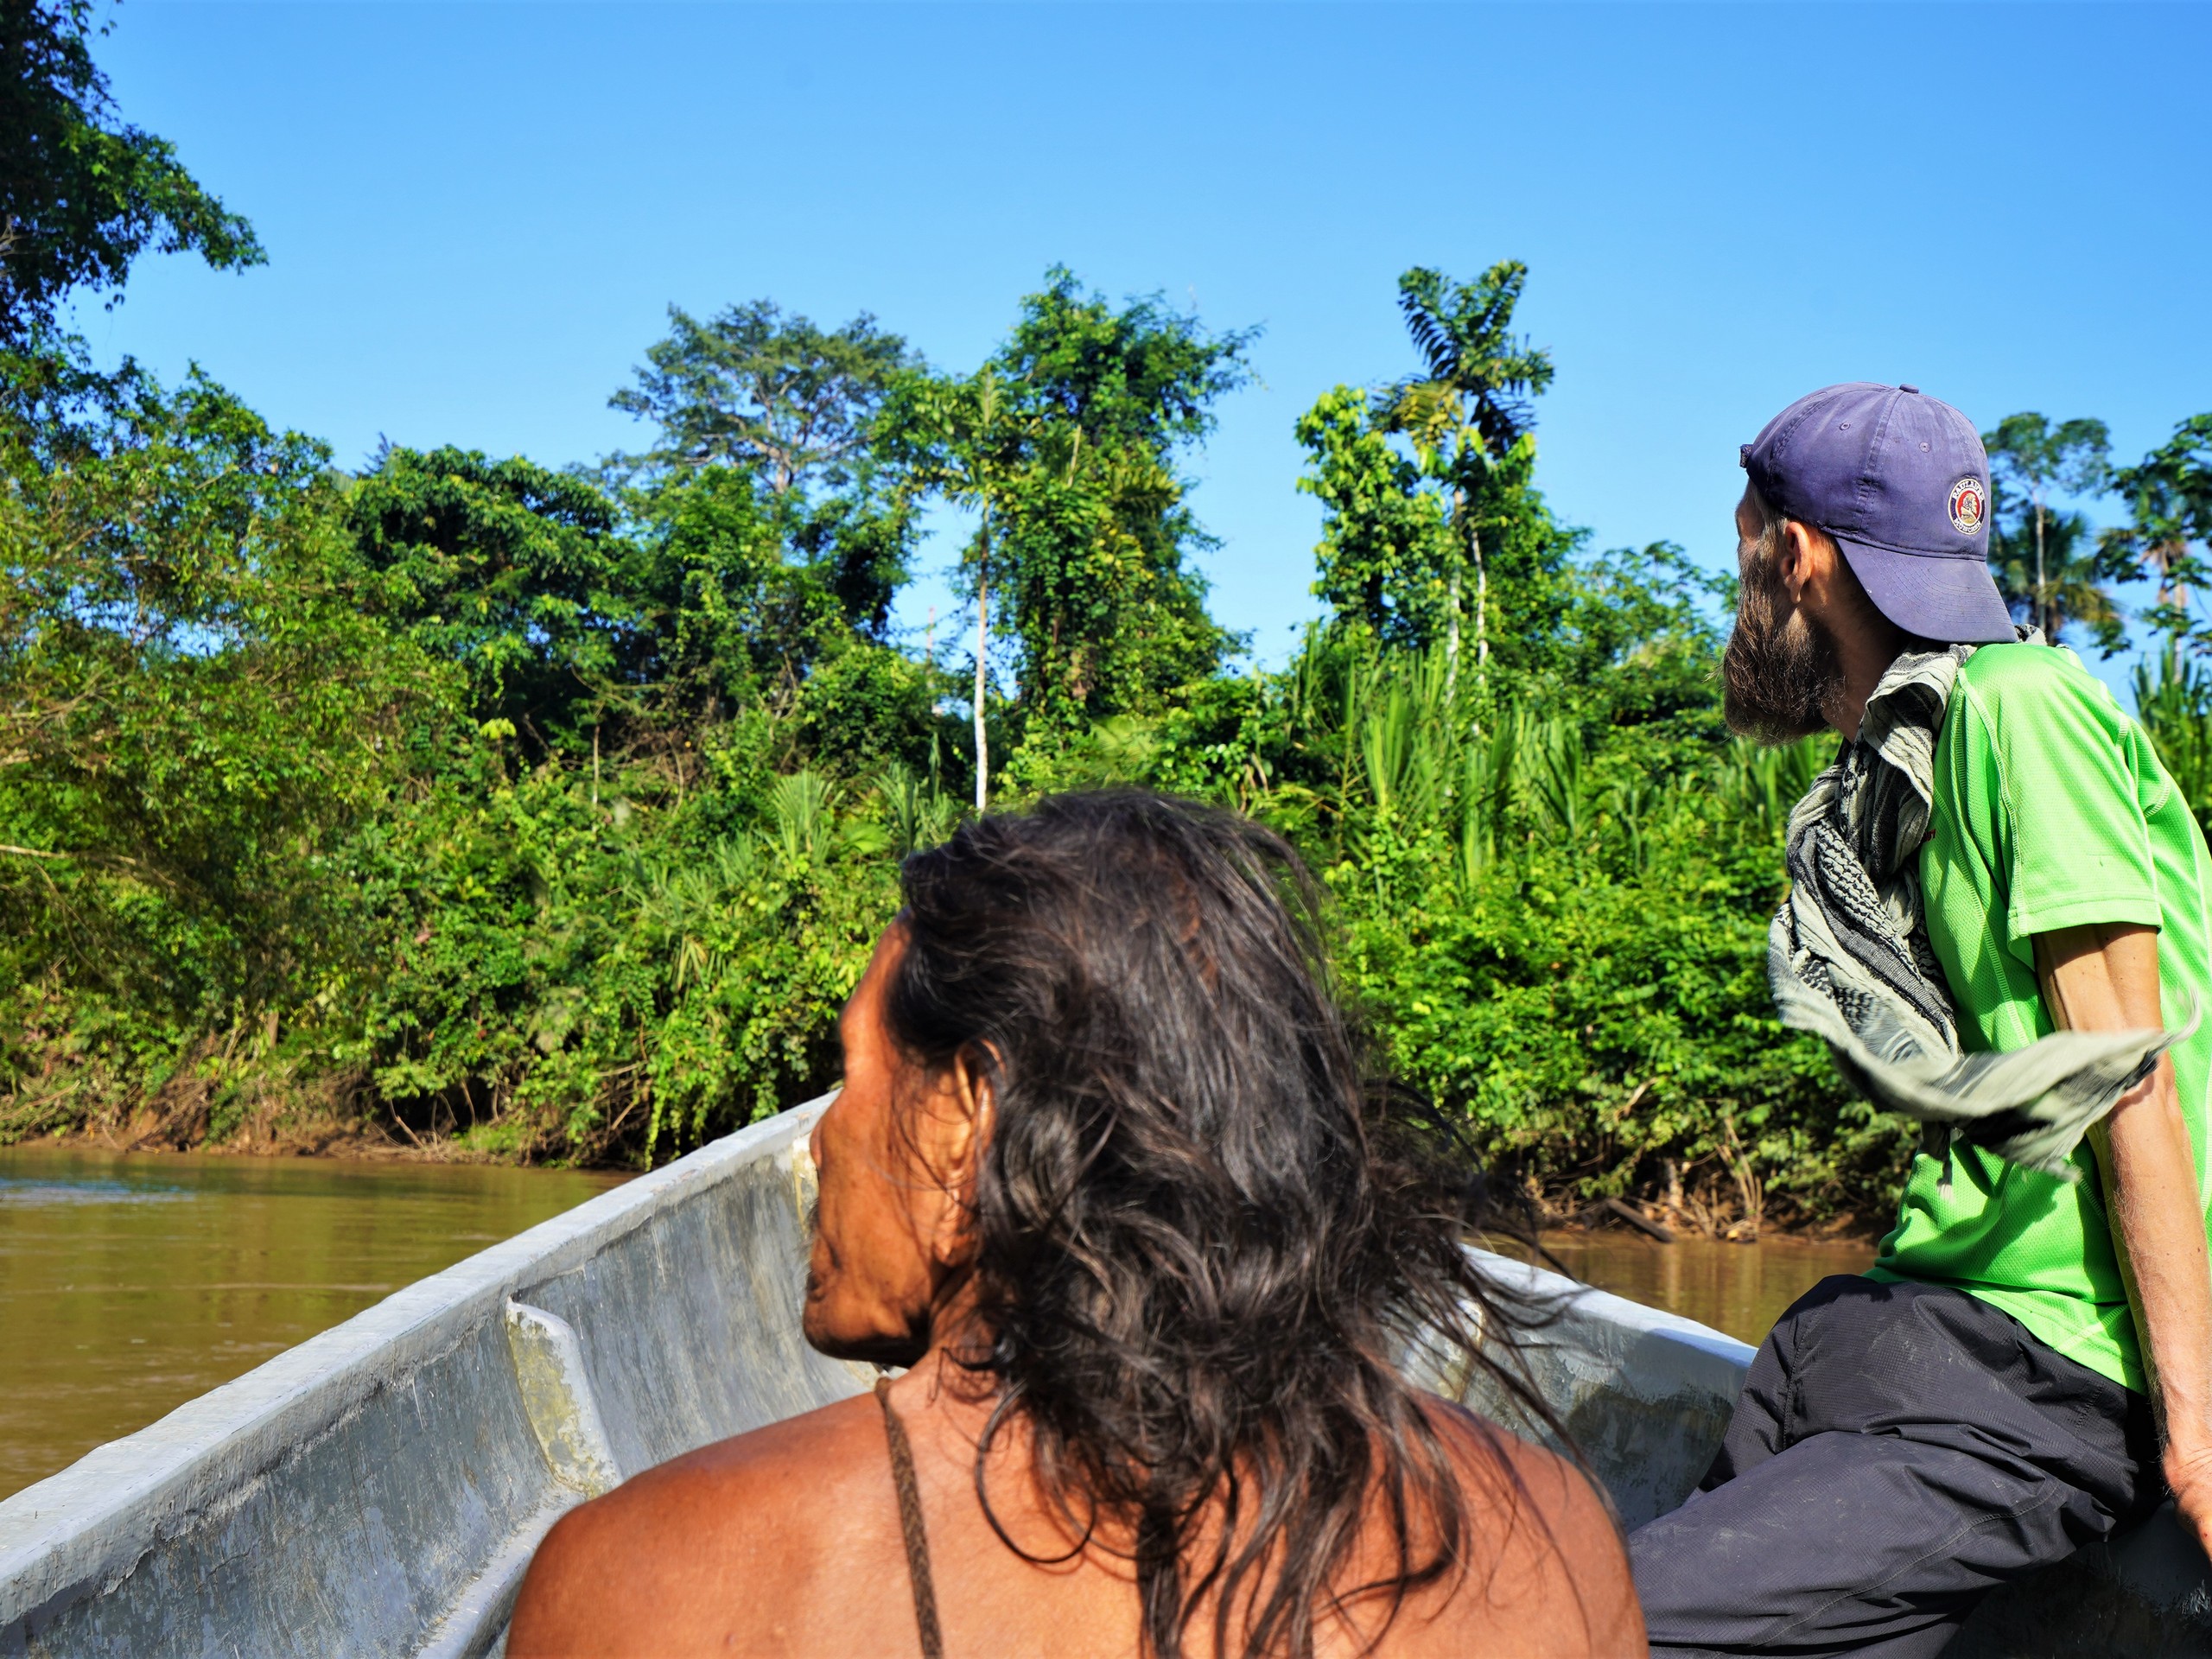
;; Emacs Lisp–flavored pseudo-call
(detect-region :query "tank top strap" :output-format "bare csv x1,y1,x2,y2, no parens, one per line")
875,1376,946,1658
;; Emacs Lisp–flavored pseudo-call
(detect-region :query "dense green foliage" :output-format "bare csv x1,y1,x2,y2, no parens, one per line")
0,258,1896,1230
9,276,2210,1231
9,300,2212,1234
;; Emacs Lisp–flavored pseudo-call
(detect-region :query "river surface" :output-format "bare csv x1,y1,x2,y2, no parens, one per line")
1531,1231,1877,1346
0,1143,627,1502
1,1141,1873,1504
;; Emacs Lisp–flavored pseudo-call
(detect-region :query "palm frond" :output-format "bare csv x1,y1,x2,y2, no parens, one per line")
768,771,836,864
1395,268,1458,381
1384,261,1554,462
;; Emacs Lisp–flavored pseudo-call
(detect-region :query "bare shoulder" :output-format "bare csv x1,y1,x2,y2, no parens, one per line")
506,1392,891,1657
1416,1396,1645,1657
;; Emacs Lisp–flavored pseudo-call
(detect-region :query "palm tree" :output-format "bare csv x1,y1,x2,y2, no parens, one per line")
1373,263,1554,698
1988,501,2124,652
2105,415,2212,626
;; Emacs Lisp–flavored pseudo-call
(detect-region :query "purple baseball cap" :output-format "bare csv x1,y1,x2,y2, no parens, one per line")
1740,382,2013,644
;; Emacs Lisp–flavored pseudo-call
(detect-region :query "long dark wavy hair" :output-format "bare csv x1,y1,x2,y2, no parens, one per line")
881,790,1569,1659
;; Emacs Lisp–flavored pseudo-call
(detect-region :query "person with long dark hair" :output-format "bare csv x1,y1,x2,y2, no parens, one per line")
509,791,1640,1657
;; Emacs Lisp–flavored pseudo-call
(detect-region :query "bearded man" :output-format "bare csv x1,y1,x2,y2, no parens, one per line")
1630,383,2212,1656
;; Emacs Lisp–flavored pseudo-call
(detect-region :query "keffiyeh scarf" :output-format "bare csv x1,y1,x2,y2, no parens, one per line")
1768,631,2190,1181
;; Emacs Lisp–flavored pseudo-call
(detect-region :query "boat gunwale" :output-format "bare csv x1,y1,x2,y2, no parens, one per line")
1465,1249,1758,1367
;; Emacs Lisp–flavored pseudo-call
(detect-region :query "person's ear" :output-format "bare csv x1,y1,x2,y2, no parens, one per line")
1777,519,1827,605
924,1046,995,1268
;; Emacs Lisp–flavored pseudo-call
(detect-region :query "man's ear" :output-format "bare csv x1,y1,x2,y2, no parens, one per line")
1777,518,1825,603
925,1046,995,1266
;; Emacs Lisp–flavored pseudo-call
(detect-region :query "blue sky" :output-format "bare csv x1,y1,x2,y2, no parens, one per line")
79,2,2212,696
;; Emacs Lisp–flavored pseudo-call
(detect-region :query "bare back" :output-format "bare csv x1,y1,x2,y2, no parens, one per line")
507,1373,1643,1658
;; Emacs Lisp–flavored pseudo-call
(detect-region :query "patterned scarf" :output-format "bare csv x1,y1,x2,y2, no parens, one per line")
1767,632,2188,1181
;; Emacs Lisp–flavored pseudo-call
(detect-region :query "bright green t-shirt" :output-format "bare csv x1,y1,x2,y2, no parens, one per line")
1867,641,2212,1393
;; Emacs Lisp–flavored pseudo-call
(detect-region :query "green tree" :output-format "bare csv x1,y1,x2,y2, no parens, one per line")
0,364,428,1080
345,447,634,747
878,270,1251,800
616,461,811,715
876,365,1027,807
984,270,1249,739
1373,263,1554,698
1553,540,1733,752
607,300,914,495
626,464,918,698
607,301,924,707
2105,415,2212,646
1295,384,1454,648
1981,412,2113,641
986,420,1227,741
0,0,263,344
991,267,1253,451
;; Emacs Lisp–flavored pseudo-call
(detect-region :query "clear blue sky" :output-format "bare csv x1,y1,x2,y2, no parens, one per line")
77,2,2212,694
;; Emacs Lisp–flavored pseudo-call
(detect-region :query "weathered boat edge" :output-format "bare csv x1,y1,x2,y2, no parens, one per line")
0,1092,843,1656
1455,1249,1756,1531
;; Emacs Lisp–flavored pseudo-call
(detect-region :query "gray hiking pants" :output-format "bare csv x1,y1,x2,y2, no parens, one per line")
1629,1275,2161,1657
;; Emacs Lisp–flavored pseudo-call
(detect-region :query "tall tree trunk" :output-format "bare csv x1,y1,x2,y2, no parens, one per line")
1444,566,1462,696
1471,522,1488,696
2034,497,2048,637
973,540,990,814
1445,486,1464,700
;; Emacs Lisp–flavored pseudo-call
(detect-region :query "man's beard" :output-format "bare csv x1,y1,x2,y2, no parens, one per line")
1723,559,1844,743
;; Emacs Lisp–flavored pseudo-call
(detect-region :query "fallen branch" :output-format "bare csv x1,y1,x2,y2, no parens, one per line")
1600,1196,1677,1243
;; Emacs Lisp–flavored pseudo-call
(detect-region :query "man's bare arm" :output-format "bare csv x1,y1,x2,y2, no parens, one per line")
2036,923,2212,1554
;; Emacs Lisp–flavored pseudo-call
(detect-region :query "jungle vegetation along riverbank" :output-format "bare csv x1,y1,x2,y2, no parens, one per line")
5,0,2211,1232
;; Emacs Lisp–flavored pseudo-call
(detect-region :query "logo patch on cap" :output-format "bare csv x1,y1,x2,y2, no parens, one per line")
1948,477,1986,536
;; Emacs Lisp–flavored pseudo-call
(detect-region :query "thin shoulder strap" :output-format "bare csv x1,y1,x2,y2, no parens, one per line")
875,1376,946,1659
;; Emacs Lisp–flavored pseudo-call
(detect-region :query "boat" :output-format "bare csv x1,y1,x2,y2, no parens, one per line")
3,1093,2206,1656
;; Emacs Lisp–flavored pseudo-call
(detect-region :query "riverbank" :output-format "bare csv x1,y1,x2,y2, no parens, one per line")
3,1044,664,1168
10,1094,649,1170
13,1113,1897,1244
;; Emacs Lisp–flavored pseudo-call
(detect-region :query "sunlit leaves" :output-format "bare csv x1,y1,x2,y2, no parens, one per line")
0,0,264,344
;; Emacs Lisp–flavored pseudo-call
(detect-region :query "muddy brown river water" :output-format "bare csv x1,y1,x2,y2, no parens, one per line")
1530,1231,1878,1344
0,1143,626,1501
1,1141,1874,1503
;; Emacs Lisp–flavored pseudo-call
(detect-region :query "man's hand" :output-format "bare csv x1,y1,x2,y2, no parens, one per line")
2037,924,2212,1554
